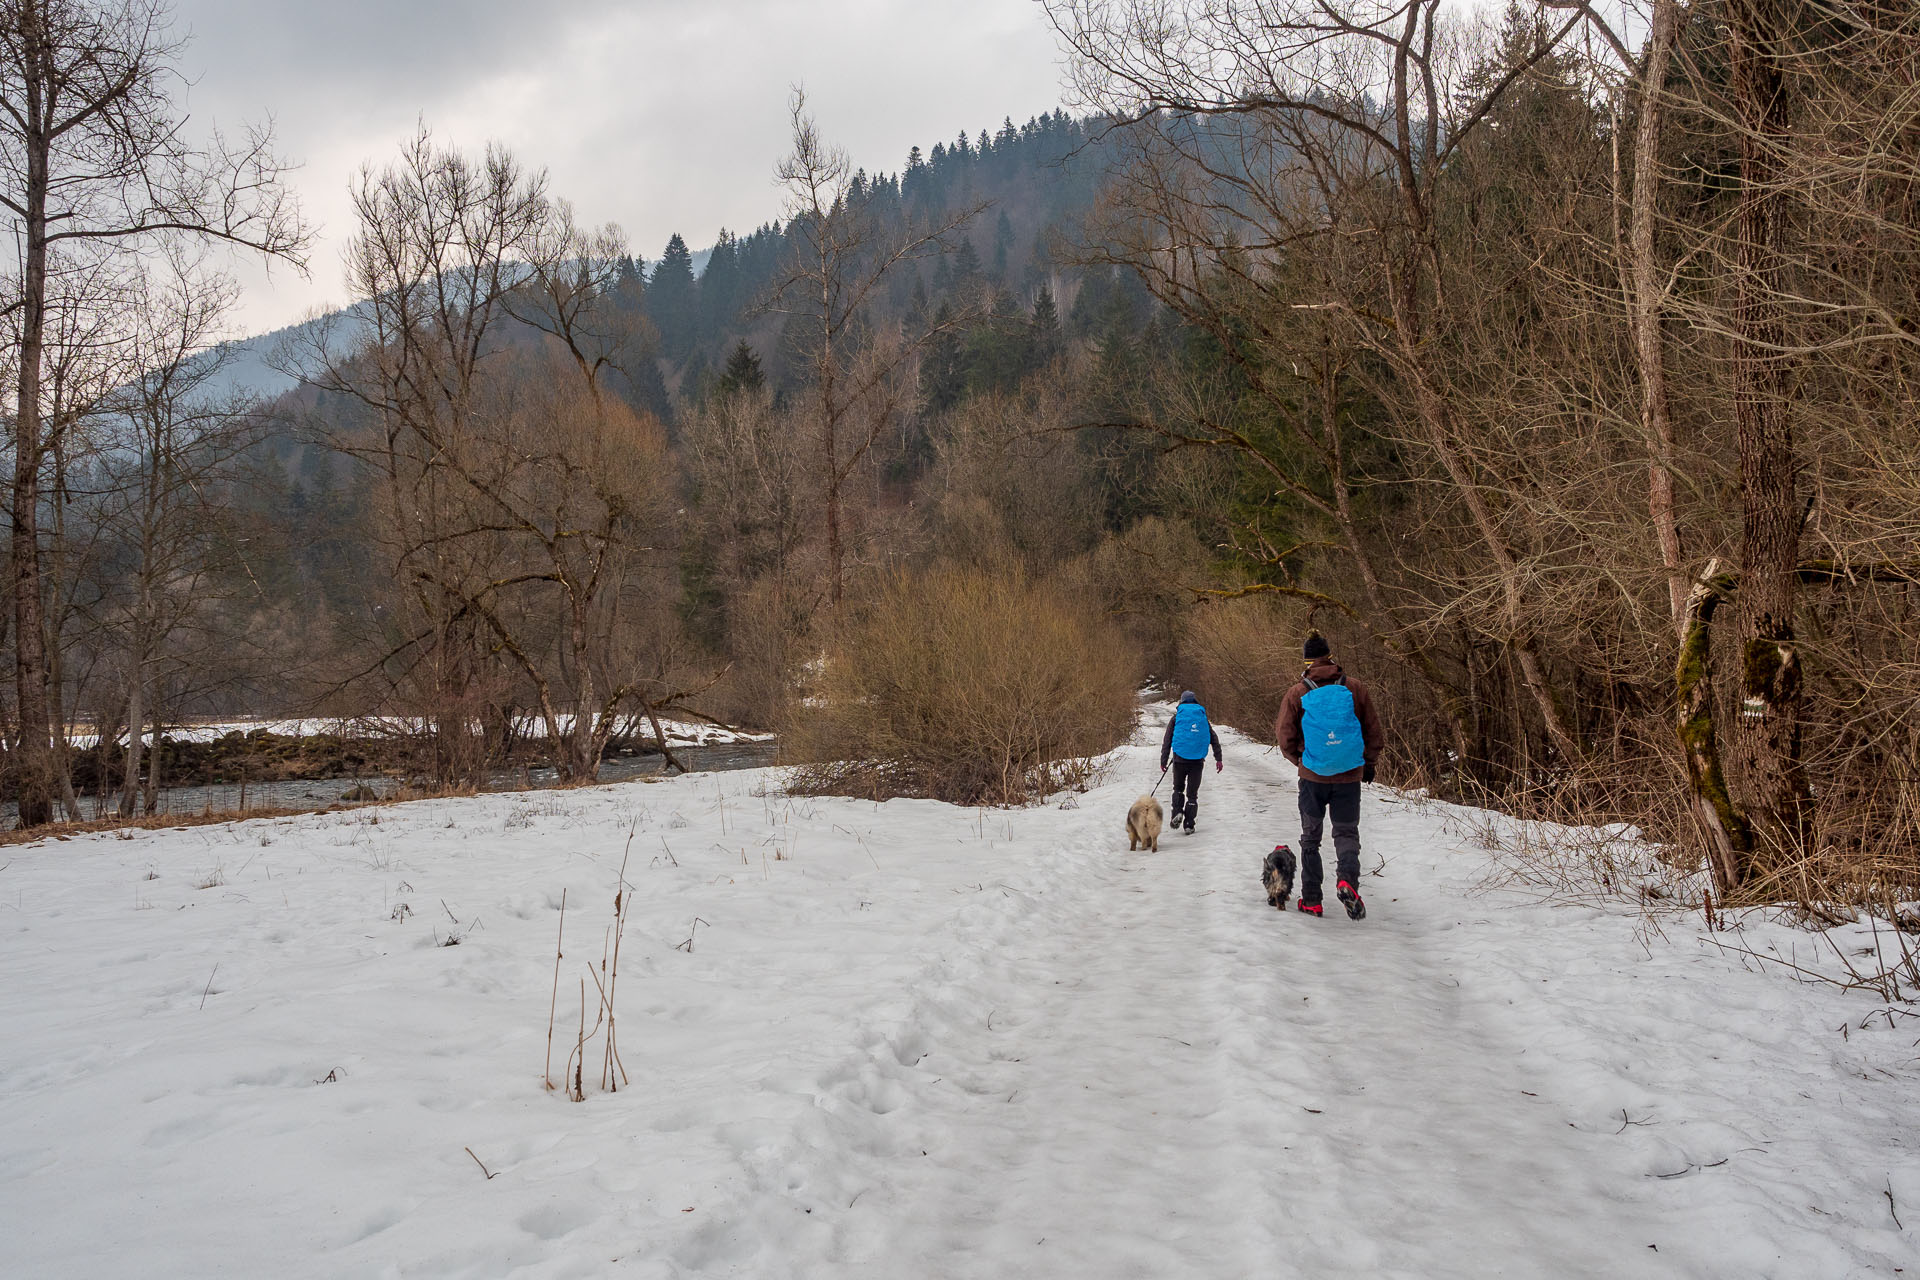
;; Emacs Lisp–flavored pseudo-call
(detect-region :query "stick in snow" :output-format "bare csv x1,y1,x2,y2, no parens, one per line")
199,963,219,1010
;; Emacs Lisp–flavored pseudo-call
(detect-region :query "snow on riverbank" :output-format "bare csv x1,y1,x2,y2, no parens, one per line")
2,713,1915,1277
70,716,774,750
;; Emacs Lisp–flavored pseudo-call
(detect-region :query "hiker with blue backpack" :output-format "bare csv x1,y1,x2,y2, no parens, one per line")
1160,691,1223,835
1275,632,1383,919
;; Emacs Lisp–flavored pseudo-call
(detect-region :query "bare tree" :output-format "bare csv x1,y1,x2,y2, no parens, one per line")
296,128,545,785
770,89,981,608
302,131,709,784
0,0,306,825
1044,0,1590,763
100,252,259,815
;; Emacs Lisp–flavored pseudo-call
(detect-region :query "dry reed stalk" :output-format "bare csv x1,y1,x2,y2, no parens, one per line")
543,888,566,1091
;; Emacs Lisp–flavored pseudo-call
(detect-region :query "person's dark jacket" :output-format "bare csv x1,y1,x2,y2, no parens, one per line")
1161,697,1223,770
1276,660,1383,784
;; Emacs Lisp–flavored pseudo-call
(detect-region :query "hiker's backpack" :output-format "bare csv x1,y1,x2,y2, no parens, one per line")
1170,701,1212,760
1300,677,1366,776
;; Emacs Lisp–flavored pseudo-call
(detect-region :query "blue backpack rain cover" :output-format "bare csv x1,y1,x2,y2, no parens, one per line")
1170,701,1212,761
1300,679,1366,776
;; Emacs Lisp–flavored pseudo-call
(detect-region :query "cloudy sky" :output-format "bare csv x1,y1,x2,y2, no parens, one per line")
169,0,1073,337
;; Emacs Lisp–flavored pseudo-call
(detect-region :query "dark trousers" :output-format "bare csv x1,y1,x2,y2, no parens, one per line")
1169,757,1205,828
1298,779,1361,902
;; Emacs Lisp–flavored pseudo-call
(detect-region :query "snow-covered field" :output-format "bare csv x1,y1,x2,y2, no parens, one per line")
3,712,1915,1278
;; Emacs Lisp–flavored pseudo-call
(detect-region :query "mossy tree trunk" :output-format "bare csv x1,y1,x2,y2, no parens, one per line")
1676,561,1753,896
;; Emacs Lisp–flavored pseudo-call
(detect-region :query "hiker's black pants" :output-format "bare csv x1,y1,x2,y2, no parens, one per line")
1170,757,1206,828
1298,779,1362,902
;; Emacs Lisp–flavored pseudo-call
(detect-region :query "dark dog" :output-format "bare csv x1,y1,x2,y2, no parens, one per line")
1262,845,1297,910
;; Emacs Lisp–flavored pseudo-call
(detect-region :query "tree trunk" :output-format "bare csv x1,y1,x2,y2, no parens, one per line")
1627,0,1689,638
121,663,145,819
11,18,55,828
1676,561,1752,894
1726,0,1807,858
144,702,163,815
1402,357,1583,767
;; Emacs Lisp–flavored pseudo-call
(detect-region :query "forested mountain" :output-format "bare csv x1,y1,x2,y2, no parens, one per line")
618,110,1141,414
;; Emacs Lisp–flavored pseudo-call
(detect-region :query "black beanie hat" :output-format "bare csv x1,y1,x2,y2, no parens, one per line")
1303,632,1331,661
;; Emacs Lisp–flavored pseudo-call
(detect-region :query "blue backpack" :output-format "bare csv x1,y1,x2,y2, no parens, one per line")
1300,678,1366,776
1170,701,1212,761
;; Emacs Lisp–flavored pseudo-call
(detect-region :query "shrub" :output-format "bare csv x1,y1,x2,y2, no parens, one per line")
1172,593,1313,744
787,567,1139,805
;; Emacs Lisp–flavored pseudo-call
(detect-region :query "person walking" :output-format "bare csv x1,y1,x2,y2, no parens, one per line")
1160,690,1223,834
1276,633,1383,919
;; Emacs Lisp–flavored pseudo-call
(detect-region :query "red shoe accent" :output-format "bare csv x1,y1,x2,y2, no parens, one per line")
1297,900,1323,916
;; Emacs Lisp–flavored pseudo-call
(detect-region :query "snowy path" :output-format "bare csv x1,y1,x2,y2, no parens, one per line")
709,747,1671,1277
3,713,1917,1277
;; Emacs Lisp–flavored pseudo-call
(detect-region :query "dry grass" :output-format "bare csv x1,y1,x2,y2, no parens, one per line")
787,566,1140,806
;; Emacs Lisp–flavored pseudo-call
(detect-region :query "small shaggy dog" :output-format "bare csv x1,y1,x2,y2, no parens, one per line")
1126,795,1164,851
1262,845,1297,910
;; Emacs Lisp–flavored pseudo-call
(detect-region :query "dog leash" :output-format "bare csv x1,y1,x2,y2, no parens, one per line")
1149,766,1167,798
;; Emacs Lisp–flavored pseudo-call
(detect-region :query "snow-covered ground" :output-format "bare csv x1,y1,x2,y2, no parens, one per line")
3,712,1915,1278
70,716,773,749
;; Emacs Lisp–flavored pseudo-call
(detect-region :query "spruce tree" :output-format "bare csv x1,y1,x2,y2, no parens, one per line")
716,340,765,396
648,234,699,359
698,230,740,343
992,210,1016,281
920,301,967,414
1029,283,1061,372
952,236,984,284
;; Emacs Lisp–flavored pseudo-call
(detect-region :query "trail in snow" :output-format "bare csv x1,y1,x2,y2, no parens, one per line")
693,725,1666,1277
1,711,1915,1278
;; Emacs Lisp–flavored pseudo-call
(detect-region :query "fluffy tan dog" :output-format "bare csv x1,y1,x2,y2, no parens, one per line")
1126,795,1164,852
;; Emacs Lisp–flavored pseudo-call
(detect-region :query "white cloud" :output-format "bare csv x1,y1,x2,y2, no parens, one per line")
170,0,1070,336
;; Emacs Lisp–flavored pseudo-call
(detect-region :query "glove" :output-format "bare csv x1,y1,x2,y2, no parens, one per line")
1215,761,1223,773
1363,763,1376,784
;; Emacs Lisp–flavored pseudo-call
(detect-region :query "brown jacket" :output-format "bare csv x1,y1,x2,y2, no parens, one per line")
1276,660,1384,784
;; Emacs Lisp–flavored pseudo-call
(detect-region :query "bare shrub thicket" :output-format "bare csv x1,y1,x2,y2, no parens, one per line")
787,567,1139,805
1171,594,1308,746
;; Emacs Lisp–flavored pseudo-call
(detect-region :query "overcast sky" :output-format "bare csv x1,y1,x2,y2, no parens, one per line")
169,0,1072,337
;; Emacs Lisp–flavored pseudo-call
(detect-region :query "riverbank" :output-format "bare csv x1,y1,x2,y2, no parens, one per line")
10,732,778,831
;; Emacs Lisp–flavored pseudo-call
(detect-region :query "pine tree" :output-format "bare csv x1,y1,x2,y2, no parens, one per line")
992,210,1016,281
920,301,967,414
952,236,984,284
716,340,765,396
698,230,740,344
649,233,698,358
1029,282,1061,372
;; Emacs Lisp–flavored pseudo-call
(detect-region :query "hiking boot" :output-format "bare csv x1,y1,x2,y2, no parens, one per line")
1337,879,1366,921
1297,899,1323,917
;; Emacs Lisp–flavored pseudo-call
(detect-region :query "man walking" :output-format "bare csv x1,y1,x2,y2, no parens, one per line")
1160,690,1223,834
1276,633,1383,919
